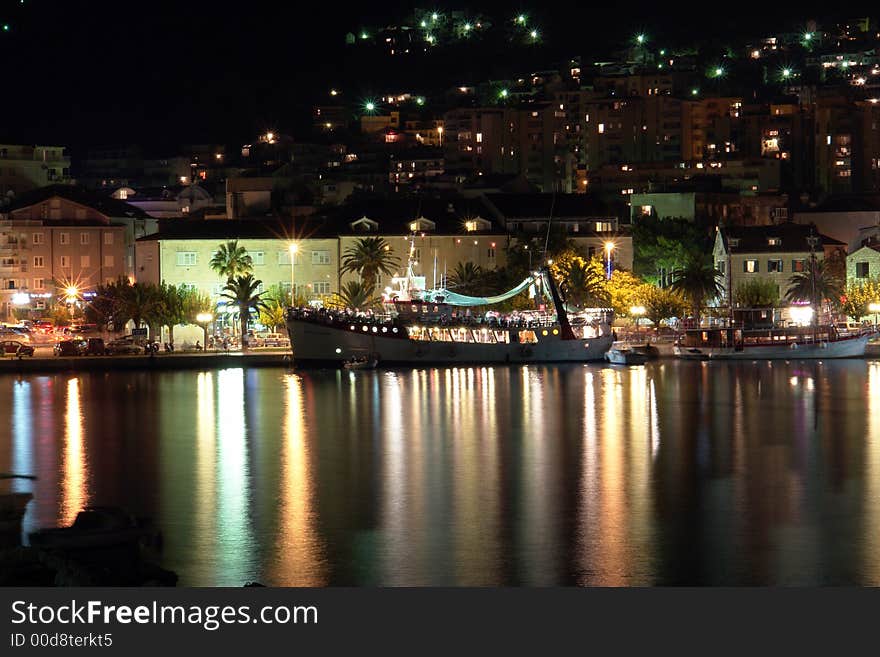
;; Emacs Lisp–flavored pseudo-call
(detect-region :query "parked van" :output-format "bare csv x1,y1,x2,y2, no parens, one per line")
254,332,290,347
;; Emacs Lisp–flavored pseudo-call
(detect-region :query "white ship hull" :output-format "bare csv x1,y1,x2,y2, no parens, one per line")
286,318,613,365
674,334,869,360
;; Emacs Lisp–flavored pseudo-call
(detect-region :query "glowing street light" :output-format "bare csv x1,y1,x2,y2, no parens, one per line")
712,66,725,78
196,313,213,349
803,32,813,42
416,96,425,105
781,67,792,79
364,101,376,113
636,33,646,45
529,29,539,40
330,89,338,96
499,88,509,99
437,125,443,146
630,305,646,337
691,88,699,96
289,243,299,306
516,14,527,25
463,23,472,32
64,285,79,303
604,242,615,280
431,12,438,21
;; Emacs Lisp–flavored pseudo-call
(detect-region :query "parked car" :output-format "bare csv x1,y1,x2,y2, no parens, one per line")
86,338,106,355
254,332,290,347
105,337,143,356
1,340,35,358
54,339,88,357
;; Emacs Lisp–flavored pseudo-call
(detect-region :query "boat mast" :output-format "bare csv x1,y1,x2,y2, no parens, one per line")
541,267,576,340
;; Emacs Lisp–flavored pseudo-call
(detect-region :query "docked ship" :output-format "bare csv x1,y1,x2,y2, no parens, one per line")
285,267,613,366
673,309,873,360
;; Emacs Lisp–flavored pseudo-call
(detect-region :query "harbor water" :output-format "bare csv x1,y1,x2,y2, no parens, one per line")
3,359,880,585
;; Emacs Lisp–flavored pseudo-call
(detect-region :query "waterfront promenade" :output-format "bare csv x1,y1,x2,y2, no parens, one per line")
0,349,292,374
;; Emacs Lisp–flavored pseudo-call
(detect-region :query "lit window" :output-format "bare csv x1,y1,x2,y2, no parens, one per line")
598,123,605,134
744,259,758,273
176,252,197,266
476,133,483,143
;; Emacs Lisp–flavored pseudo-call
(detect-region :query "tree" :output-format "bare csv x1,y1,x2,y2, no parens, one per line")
557,257,607,308
669,254,724,324
603,267,647,318
733,278,779,308
113,281,163,335
155,282,189,345
258,298,287,332
841,279,880,322
340,237,400,289
334,280,378,310
447,262,484,296
221,274,266,348
183,289,215,325
640,285,689,327
631,215,710,284
784,256,842,316
209,240,253,282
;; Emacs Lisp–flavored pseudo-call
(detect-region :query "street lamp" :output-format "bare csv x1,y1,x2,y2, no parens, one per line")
604,242,614,280
869,302,880,329
437,125,443,146
289,243,299,307
630,305,646,339
196,313,212,350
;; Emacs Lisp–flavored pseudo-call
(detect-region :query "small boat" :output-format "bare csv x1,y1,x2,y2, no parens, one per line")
630,343,660,359
29,506,160,551
343,355,378,370
605,348,649,365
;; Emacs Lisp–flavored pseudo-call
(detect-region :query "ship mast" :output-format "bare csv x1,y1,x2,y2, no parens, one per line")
541,267,576,340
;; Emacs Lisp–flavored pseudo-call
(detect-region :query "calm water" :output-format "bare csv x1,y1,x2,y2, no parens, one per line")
3,360,880,586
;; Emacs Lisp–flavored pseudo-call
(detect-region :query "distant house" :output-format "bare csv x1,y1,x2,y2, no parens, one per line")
847,242,880,283
713,222,845,305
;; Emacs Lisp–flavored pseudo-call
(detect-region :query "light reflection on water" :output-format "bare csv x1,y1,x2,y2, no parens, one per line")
2,360,880,586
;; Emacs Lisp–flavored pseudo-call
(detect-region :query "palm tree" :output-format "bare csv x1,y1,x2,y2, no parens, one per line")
221,274,266,349
118,281,163,335
559,258,607,308
784,256,842,320
448,262,484,295
334,280,377,310
210,240,253,281
669,254,724,325
340,237,400,288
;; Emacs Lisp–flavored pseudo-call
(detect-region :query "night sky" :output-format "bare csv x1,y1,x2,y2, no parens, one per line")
1,1,876,154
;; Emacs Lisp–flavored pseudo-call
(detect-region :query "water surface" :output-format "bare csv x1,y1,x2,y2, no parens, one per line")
3,360,880,585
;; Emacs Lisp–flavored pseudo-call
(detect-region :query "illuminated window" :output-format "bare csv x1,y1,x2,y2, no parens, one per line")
598,123,605,134
80,233,90,245
176,252,197,266
313,282,331,295
80,255,90,268
59,232,69,245
767,238,781,246
311,250,331,265
103,255,114,268
744,259,758,273
60,256,70,268
104,232,113,245
476,133,483,143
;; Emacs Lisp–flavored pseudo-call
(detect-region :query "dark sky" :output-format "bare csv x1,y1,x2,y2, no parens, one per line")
1,1,876,155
